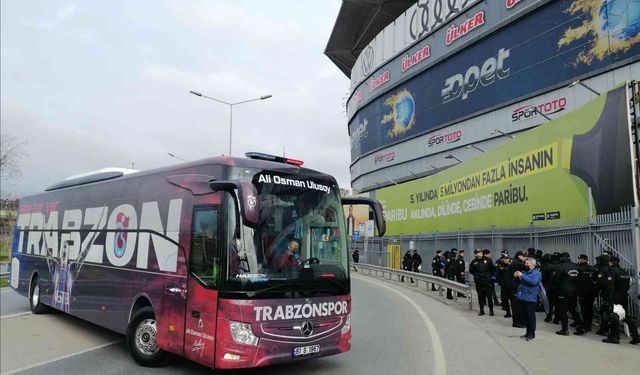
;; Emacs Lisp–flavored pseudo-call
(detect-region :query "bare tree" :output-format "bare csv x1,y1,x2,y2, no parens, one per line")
0,133,27,179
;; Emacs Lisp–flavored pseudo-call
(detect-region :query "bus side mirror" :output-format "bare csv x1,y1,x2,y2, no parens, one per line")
341,197,386,237
209,180,259,229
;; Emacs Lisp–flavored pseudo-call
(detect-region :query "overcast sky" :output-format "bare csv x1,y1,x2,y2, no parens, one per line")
1,0,351,197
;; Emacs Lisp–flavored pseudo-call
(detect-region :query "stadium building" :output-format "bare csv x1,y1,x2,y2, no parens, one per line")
325,0,640,193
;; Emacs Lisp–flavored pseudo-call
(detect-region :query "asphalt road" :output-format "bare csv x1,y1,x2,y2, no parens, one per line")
1,274,638,374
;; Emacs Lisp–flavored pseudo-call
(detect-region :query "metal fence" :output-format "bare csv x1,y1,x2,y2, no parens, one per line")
350,206,640,317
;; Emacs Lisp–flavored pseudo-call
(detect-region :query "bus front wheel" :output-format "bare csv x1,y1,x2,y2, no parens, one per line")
127,306,167,367
29,277,48,314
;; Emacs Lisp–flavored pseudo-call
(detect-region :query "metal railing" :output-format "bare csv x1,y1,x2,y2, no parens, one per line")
353,263,473,310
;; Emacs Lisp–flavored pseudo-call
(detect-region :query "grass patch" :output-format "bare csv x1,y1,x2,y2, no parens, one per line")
1,235,12,263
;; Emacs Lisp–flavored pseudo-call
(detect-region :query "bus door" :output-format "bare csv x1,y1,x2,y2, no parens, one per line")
184,205,221,367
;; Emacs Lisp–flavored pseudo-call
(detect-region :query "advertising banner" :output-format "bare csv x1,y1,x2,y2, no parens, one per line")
348,62,639,185
376,85,636,234
349,0,640,161
348,0,543,115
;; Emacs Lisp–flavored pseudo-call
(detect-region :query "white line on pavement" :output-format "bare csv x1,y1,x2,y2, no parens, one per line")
0,312,31,320
2,340,122,375
354,274,446,375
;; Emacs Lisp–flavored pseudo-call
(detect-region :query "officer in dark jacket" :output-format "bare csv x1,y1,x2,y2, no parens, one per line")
445,248,459,299
507,251,527,327
454,250,466,297
541,253,557,322
352,249,359,272
594,252,611,335
543,253,563,323
412,250,422,273
431,250,445,291
483,249,501,306
401,250,412,282
553,252,582,336
602,256,640,345
574,254,596,334
496,250,512,318
469,249,495,316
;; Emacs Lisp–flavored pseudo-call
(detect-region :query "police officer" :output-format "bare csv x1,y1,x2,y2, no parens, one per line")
508,251,527,327
412,250,422,274
401,250,412,282
445,248,458,299
469,249,495,316
602,256,640,345
352,249,359,272
431,250,445,291
483,249,501,306
554,252,582,336
496,250,512,318
574,254,596,334
540,253,555,322
594,251,611,336
454,250,466,297
542,253,561,323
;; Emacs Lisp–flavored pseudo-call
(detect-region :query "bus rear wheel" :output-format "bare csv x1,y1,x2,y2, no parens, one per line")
29,277,48,314
127,306,167,367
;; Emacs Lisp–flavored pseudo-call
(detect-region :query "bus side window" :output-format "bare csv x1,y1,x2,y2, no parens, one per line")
190,206,220,288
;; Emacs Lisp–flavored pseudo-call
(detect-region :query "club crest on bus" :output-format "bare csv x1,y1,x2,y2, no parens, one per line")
114,212,130,258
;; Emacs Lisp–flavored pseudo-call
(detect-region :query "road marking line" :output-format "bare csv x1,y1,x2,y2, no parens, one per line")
0,312,31,320
2,340,122,375
354,274,446,375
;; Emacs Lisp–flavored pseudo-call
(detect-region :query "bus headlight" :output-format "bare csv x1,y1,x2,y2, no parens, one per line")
341,314,351,335
229,321,259,346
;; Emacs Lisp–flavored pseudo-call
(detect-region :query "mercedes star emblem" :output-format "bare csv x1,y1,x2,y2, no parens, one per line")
301,321,314,337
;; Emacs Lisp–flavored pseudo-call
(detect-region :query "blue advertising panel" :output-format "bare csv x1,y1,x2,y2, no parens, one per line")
349,0,640,161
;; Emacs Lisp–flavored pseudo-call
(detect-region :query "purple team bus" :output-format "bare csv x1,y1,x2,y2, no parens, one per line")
9,152,385,369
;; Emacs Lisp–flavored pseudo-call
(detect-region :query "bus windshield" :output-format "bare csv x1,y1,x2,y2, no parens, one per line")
225,168,349,296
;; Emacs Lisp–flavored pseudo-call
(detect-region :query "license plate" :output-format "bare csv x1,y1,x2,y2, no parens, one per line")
292,344,320,357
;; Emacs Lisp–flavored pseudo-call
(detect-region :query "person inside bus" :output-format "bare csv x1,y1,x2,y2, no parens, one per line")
277,238,304,271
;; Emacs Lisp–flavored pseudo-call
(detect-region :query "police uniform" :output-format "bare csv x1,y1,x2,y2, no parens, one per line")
496,252,512,318
469,250,495,315
401,251,412,282
602,257,640,345
445,249,458,299
575,255,596,333
553,253,582,335
431,252,444,291
454,253,466,297
593,253,611,336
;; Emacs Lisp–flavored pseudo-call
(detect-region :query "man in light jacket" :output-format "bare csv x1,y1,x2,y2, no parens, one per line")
515,258,542,341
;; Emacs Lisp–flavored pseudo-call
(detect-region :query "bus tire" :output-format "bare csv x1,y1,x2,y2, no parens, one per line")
127,306,167,367
29,277,48,314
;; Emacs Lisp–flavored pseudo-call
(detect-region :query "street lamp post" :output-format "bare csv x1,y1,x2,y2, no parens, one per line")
189,90,272,156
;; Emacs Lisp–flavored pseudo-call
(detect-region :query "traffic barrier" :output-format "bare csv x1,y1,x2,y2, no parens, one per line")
352,263,473,310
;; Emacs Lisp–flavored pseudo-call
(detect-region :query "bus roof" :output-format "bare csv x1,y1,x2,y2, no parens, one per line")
38,155,337,195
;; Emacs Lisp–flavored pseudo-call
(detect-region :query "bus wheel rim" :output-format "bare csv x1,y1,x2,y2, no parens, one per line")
32,284,39,307
135,319,159,355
